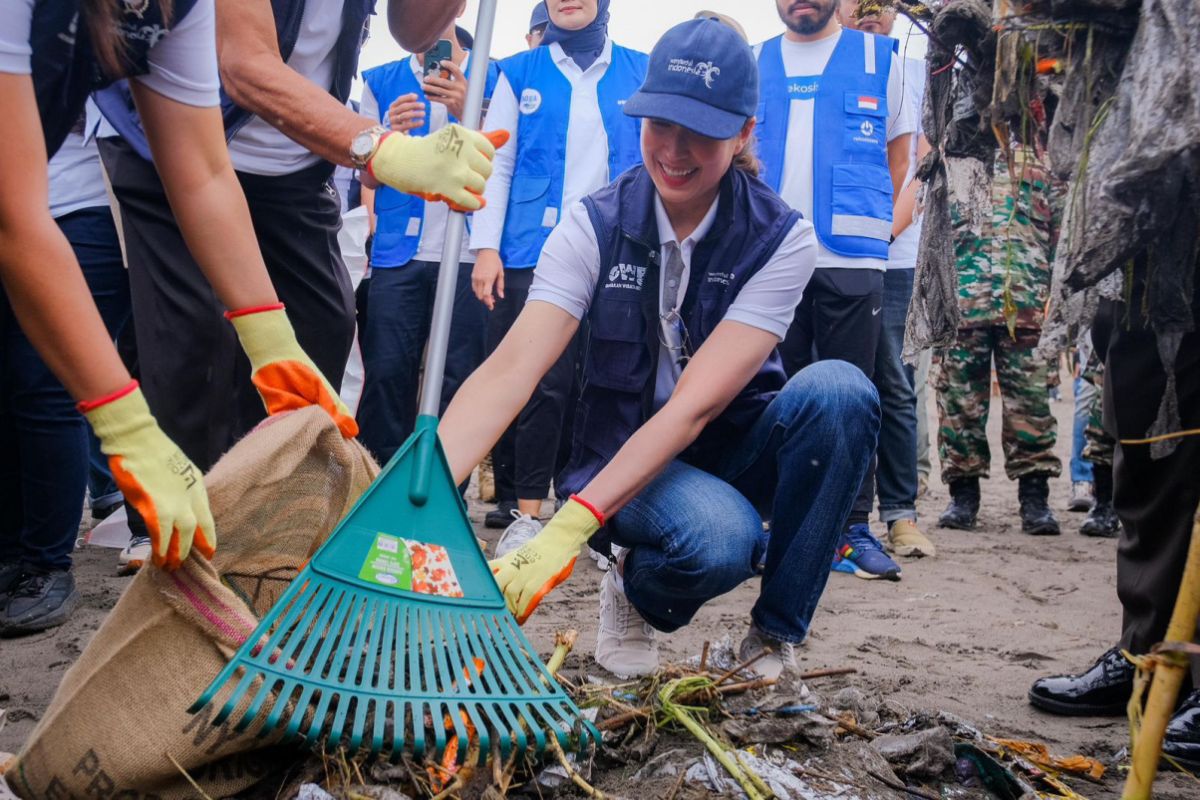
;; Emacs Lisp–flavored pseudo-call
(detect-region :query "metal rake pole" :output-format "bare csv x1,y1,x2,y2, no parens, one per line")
419,0,499,419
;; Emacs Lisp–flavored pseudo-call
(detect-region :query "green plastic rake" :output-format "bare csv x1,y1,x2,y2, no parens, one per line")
191,0,597,763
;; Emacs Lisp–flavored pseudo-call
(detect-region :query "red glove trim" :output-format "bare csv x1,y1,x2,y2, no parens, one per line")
225,303,286,320
570,494,605,527
77,379,139,414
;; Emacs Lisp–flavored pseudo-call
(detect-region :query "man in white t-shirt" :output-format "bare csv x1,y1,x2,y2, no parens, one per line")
838,1,935,559
754,0,915,580
93,0,495,475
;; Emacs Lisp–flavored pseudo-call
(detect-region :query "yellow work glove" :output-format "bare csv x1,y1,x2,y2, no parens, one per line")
81,382,215,571
367,126,510,212
488,497,604,624
227,304,358,438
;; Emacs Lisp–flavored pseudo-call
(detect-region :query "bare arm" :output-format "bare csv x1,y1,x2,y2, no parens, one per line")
580,321,780,518
131,82,278,311
362,184,376,234
387,0,461,52
215,0,374,168
0,75,131,400
887,132,912,202
892,133,931,239
442,301,580,481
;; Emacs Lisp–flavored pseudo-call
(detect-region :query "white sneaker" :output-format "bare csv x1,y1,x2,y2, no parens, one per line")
737,623,799,682
117,536,152,576
595,569,658,678
587,546,612,572
1068,481,1094,512
493,512,543,559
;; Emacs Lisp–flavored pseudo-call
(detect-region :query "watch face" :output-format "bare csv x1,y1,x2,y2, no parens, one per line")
352,130,375,158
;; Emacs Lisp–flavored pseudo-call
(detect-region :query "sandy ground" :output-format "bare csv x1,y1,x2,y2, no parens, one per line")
1,386,1194,797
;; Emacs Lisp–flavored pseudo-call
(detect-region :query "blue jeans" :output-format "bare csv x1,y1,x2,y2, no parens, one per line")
0,208,129,571
609,361,879,644
873,268,918,522
1070,376,1095,482
357,260,486,464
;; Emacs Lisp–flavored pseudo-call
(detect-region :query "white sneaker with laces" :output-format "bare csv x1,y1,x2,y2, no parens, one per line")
737,622,799,681
117,536,152,576
1068,481,1094,512
493,512,543,559
587,546,612,572
595,569,658,678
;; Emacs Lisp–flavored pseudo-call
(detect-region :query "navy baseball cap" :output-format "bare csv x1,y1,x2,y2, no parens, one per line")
529,2,549,32
623,17,758,140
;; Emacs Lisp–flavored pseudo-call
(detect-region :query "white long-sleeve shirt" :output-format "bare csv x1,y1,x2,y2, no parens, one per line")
470,39,616,260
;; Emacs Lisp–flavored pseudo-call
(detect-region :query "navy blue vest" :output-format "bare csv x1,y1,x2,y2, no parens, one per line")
756,30,895,259
362,55,500,268
496,42,647,268
31,0,197,158
555,166,799,497
93,0,374,161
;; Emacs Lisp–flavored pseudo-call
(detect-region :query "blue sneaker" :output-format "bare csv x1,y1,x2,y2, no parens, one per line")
831,524,902,581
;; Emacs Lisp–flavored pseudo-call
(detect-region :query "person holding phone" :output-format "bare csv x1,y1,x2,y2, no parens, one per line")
442,18,877,680
469,0,648,549
356,8,503,463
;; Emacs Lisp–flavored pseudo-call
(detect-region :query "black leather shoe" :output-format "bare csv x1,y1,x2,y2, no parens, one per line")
1163,689,1200,772
484,501,518,529
1028,646,1134,715
938,477,980,530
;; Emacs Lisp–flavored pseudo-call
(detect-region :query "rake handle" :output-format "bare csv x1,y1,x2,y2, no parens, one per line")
410,0,498,505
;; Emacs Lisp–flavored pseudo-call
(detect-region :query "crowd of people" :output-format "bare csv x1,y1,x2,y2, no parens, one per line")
1,0,1196,771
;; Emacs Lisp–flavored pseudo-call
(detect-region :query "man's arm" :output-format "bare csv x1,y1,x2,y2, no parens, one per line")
887,133,912,201
215,0,373,168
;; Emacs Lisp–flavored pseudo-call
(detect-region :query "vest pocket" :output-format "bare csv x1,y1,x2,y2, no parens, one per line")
842,92,887,154
586,297,651,393
830,163,893,240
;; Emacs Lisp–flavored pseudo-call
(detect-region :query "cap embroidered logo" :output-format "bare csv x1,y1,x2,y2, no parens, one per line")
666,59,721,90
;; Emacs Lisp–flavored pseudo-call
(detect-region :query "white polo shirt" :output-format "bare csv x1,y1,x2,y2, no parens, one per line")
528,190,817,409
470,40,615,257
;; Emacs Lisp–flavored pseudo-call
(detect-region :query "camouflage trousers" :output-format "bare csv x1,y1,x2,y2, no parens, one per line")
1081,358,1115,467
936,326,1062,482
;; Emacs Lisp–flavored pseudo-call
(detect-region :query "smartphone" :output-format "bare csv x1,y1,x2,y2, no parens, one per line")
423,39,452,79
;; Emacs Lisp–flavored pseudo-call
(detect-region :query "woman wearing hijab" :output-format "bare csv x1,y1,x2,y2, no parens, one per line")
468,0,647,553
444,19,878,680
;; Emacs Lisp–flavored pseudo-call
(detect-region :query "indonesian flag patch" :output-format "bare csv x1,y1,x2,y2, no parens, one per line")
857,95,880,111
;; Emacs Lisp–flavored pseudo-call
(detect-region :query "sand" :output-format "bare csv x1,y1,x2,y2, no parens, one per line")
2,390,1194,797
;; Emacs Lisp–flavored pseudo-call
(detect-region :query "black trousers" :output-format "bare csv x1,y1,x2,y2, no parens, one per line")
98,137,355,472
357,260,486,465
779,267,884,526
487,268,576,502
1107,261,1200,680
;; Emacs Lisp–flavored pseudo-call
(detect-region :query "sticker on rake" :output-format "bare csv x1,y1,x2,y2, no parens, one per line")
358,533,464,597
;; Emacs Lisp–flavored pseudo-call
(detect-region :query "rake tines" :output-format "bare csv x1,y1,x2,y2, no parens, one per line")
191,570,598,763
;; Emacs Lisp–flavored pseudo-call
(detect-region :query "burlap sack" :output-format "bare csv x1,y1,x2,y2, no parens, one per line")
8,408,378,800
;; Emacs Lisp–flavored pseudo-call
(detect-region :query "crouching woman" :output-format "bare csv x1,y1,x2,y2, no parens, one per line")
441,18,879,679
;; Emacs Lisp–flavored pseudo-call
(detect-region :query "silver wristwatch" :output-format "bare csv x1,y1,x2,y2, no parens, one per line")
349,125,389,169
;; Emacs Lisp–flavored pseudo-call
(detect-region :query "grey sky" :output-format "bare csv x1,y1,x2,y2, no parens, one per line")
354,0,928,101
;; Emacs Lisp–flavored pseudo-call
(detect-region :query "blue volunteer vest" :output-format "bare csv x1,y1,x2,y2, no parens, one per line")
756,30,895,259
30,0,198,158
362,56,501,268
555,166,799,498
93,0,375,161
496,42,648,268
